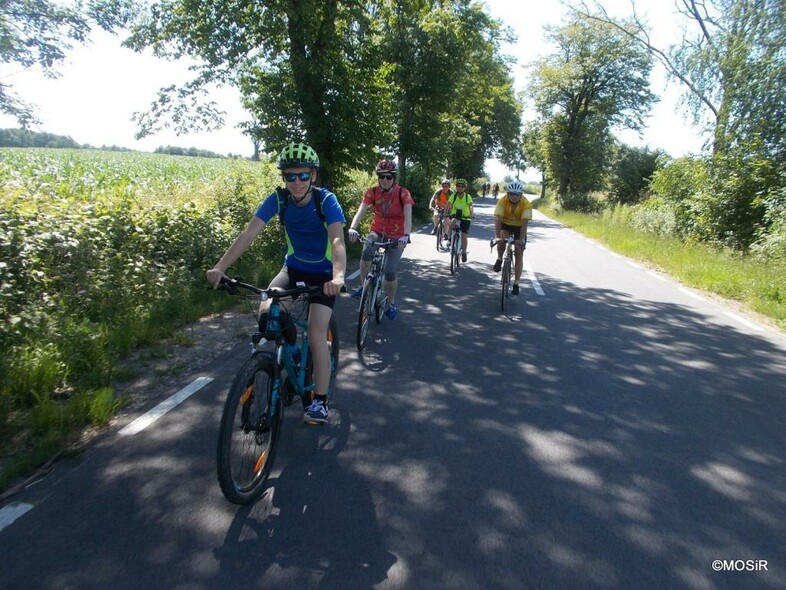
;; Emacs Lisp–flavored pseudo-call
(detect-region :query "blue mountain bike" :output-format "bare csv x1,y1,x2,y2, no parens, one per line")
215,277,340,504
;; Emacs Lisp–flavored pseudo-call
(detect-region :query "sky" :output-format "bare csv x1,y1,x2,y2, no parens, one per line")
0,0,706,181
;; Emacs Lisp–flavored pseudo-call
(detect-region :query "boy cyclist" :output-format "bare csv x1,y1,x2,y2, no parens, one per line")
206,142,346,424
492,179,532,295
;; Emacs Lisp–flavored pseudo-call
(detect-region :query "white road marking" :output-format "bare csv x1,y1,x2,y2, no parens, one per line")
347,269,360,280
646,271,668,282
724,312,765,332
118,377,213,436
0,503,33,533
679,288,706,302
524,262,545,296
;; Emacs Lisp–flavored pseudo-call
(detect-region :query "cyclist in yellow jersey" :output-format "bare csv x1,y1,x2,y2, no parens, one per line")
445,179,474,262
493,179,532,295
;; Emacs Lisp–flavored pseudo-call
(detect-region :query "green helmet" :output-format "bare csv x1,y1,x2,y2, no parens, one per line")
277,142,320,170
456,178,467,186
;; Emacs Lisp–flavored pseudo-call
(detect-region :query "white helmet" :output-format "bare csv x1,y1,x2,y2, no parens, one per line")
506,179,524,194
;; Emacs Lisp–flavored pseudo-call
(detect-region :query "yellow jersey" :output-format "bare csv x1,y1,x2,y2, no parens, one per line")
494,194,532,226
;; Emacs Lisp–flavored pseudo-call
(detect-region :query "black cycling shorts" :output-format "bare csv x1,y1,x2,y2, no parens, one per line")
500,223,522,241
268,265,336,309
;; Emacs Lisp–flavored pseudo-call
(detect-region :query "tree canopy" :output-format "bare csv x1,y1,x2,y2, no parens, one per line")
529,16,656,203
124,0,520,189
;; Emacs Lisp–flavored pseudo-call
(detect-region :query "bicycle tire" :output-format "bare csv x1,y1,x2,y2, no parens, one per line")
374,281,388,324
305,312,340,403
501,258,512,311
436,223,444,251
450,233,459,275
216,353,280,505
356,276,374,350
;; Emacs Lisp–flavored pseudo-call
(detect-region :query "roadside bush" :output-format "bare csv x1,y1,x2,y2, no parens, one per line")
752,183,786,260
561,190,604,214
649,156,709,239
628,197,679,237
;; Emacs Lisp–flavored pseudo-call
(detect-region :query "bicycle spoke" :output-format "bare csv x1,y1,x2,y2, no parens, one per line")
217,355,280,504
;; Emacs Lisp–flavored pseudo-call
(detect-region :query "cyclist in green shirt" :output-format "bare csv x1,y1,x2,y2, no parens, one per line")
445,178,474,262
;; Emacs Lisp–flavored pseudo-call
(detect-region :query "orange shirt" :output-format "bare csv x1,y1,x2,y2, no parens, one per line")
433,189,452,207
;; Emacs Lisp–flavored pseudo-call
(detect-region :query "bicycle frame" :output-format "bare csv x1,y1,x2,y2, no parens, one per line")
264,300,314,413
491,235,516,310
435,207,448,251
449,221,462,275
356,235,397,350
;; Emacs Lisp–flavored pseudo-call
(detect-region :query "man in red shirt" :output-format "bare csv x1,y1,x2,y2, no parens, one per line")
347,159,414,320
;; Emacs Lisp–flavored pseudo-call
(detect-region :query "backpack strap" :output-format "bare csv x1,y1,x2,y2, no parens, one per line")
276,186,327,227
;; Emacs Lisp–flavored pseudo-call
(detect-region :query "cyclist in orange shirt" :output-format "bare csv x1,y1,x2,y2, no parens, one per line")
428,179,453,236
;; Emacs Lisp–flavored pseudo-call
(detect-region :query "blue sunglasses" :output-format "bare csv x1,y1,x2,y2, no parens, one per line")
284,171,312,182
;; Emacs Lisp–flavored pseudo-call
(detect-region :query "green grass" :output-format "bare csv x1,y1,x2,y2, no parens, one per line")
540,204,786,330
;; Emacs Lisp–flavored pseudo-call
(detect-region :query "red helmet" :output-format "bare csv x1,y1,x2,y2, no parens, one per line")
375,159,397,175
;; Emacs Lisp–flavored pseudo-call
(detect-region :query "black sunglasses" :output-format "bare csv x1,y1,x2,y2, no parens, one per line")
284,171,312,182
378,174,394,181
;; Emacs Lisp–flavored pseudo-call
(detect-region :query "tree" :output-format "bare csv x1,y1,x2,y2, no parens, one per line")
529,16,656,206
572,0,786,249
0,0,138,126
608,144,665,205
126,0,389,188
571,0,786,157
516,119,549,200
126,1,520,188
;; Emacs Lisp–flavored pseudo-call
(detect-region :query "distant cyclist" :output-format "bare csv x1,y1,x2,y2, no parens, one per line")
428,179,453,236
347,159,414,320
445,178,474,262
493,179,532,295
492,183,499,199
206,142,347,424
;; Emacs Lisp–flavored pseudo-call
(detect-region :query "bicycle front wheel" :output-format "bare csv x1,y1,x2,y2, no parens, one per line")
356,276,374,350
450,235,459,275
374,280,388,324
216,353,281,505
436,223,445,251
501,258,512,311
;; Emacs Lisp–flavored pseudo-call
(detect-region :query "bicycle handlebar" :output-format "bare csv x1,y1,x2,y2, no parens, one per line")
218,277,345,300
353,232,399,249
490,235,527,249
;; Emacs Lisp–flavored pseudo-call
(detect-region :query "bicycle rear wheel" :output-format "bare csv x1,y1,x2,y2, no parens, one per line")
501,258,512,311
217,353,280,505
356,276,374,350
306,312,340,402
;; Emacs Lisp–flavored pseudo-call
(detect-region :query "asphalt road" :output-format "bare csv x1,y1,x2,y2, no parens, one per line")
2,196,785,590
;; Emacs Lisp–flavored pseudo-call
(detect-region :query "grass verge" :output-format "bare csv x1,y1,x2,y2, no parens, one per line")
540,204,786,330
